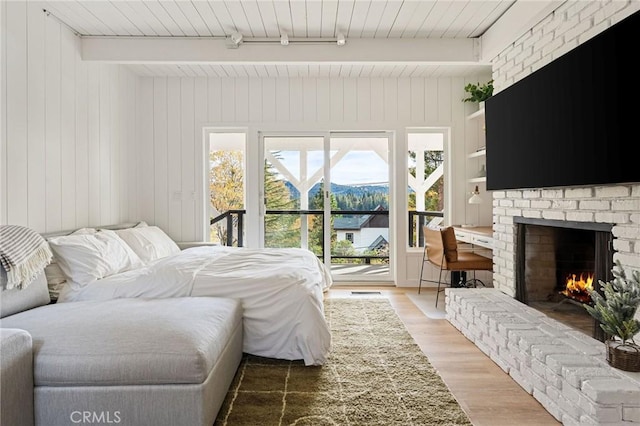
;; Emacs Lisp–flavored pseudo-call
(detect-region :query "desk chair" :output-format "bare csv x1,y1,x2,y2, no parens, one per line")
418,226,493,307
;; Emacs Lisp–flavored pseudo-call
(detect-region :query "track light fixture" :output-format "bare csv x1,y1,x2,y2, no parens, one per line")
224,32,346,48
225,31,243,49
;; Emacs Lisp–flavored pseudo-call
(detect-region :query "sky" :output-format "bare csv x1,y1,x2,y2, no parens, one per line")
276,150,389,186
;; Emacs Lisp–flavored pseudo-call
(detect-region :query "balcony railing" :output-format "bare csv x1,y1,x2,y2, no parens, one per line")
210,209,443,258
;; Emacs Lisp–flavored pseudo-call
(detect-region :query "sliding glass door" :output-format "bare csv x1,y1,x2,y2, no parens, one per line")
262,136,327,257
260,132,392,282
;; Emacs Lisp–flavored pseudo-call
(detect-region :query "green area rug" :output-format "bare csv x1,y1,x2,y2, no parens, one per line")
215,298,471,426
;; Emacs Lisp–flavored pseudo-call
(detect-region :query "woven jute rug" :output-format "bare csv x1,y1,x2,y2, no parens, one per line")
214,298,471,426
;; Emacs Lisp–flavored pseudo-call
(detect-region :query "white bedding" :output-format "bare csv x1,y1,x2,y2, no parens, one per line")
57,245,333,366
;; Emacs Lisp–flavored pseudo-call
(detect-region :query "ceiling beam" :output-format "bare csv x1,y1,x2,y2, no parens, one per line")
81,37,485,65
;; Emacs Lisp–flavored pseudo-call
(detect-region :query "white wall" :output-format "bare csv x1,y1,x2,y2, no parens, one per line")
0,2,138,233
135,74,491,284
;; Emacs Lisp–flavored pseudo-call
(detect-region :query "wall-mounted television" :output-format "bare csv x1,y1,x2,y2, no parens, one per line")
485,11,640,191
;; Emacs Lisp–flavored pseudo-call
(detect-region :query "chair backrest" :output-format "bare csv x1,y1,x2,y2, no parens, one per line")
423,226,459,269
423,226,446,268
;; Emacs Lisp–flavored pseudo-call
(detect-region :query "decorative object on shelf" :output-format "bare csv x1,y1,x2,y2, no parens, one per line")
468,186,482,204
476,165,486,178
584,260,640,372
462,80,494,103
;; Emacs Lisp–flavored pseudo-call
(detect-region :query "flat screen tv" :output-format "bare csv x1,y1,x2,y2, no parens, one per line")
485,11,640,191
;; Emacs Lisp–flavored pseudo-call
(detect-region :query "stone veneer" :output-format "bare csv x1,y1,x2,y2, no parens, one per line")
446,288,640,425
449,3,640,424
489,2,640,295
491,184,640,298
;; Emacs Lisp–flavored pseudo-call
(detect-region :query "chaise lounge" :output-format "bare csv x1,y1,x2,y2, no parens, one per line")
1,269,243,426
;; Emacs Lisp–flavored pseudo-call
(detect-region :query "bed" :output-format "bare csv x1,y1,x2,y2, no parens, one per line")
46,224,333,366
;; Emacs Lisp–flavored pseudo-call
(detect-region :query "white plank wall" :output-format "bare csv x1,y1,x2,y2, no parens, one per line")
0,4,138,233
134,74,491,285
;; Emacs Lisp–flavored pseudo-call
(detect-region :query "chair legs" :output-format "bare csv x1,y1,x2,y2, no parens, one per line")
435,267,445,307
462,271,486,288
418,249,426,294
421,254,487,308
419,250,445,299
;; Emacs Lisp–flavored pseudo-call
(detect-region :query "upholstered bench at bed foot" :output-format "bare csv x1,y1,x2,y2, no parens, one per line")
0,328,35,426
1,297,243,426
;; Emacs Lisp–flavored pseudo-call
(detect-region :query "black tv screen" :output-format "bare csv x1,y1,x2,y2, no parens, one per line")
485,11,640,191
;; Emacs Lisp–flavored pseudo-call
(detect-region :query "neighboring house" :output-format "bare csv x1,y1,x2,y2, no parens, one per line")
334,207,389,253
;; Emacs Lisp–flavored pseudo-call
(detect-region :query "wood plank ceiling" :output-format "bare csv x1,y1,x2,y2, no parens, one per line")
39,0,512,77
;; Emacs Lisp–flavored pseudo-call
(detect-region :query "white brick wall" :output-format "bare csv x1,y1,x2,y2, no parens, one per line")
451,5,640,424
492,183,640,297
446,289,640,425
489,1,640,297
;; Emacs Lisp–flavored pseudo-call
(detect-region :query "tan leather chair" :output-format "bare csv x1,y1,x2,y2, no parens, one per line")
418,226,493,307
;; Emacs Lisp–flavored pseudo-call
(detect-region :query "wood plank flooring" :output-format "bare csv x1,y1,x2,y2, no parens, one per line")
326,286,561,426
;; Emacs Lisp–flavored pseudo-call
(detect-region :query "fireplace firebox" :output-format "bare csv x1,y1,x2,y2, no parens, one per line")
514,217,614,341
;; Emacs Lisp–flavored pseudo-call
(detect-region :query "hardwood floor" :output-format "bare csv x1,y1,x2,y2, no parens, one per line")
325,286,561,426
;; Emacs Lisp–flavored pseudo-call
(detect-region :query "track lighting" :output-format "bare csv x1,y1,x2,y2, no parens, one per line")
225,31,243,49
224,32,345,48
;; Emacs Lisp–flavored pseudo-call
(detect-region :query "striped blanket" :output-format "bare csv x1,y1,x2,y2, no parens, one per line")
0,225,53,290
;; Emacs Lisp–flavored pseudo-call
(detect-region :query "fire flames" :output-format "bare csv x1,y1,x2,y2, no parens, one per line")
561,272,594,303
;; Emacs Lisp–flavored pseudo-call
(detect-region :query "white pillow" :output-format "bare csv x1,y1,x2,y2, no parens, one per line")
115,226,180,264
43,261,67,300
43,227,97,298
48,230,144,287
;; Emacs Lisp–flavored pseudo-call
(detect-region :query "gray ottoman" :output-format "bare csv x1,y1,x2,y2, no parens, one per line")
1,328,35,426
1,296,243,426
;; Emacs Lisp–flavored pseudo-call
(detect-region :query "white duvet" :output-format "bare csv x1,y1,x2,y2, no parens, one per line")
57,246,333,366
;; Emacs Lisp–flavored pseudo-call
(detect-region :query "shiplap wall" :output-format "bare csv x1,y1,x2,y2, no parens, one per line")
135,74,491,284
0,2,137,232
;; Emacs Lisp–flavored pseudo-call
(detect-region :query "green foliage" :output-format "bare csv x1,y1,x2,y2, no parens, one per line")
333,191,388,210
264,158,300,248
584,260,640,344
308,180,337,257
462,80,494,103
209,150,244,244
408,150,444,211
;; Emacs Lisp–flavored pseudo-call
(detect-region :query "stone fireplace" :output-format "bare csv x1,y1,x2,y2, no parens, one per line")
458,2,640,423
455,184,640,424
513,217,614,342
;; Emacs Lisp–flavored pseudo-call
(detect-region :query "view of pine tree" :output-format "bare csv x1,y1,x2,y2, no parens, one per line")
408,150,444,211
334,192,388,211
209,150,244,244
308,181,337,257
264,159,300,248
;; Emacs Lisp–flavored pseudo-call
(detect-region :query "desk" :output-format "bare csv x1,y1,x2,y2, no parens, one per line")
450,226,493,287
452,226,494,250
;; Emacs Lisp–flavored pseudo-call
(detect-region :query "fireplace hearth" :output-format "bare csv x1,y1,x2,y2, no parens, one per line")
514,217,614,341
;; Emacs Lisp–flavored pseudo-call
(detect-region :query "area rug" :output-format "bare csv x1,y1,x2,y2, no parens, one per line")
214,298,471,426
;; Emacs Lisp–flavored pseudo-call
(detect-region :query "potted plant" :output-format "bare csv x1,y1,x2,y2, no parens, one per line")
584,260,640,371
463,80,494,109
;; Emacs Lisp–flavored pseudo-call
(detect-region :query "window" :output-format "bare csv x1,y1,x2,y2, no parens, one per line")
208,131,246,246
407,130,447,247
345,232,354,243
